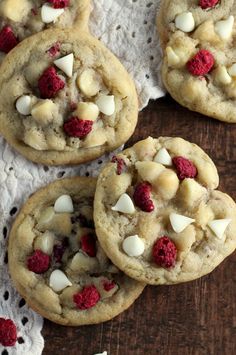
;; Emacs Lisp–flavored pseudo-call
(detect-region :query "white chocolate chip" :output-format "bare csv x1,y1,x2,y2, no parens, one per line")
208,219,231,239
16,95,32,115
215,16,234,40
41,4,64,24
34,231,55,255
31,99,58,126
154,148,172,166
54,195,74,213
214,66,232,85
96,95,115,116
122,235,145,257
228,63,236,77
54,53,74,78
77,69,101,97
94,352,107,355
166,46,180,67
175,12,195,33
170,213,195,233
74,102,99,121
111,193,135,214
49,270,72,292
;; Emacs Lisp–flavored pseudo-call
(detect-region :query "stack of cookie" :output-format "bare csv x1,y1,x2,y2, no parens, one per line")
0,0,235,333
157,0,236,123
8,137,236,326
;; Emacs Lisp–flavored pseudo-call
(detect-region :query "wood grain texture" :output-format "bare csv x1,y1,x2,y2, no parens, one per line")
42,96,236,355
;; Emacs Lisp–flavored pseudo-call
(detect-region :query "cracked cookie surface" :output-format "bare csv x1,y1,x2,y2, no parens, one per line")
0,29,138,165
94,137,236,285
8,177,145,326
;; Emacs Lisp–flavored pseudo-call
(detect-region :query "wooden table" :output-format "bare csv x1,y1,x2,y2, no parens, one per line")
42,96,236,355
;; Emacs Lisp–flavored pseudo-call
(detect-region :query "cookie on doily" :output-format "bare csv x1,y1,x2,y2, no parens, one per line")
0,28,138,165
94,136,236,285
0,1,91,62
8,177,145,326
158,0,236,123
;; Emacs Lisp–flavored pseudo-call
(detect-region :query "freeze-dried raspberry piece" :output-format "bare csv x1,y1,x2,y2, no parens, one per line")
73,286,100,310
0,318,17,347
199,0,219,9
63,117,93,138
81,234,96,257
38,66,65,98
0,26,18,54
47,42,61,57
53,238,69,263
187,50,214,76
153,236,177,268
111,156,126,175
27,250,50,274
133,182,154,212
48,0,70,8
172,156,198,180
103,280,116,291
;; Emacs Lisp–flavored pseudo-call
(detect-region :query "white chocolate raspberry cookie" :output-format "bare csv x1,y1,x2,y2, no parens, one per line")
8,177,144,326
94,137,236,285
0,0,91,61
157,0,232,47
0,29,138,165
159,1,236,123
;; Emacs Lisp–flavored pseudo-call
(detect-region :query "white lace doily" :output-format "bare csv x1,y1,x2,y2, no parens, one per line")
0,1,164,354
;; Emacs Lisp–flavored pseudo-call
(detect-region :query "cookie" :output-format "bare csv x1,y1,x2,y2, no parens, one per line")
159,1,236,123
8,177,145,326
0,0,91,62
157,0,233,47
94,137,236,285
0,28,138,165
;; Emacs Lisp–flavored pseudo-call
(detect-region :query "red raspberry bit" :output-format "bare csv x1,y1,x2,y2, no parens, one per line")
81,234,96,257
133,182,155,212
111,156,126,175
73,285,100,310
47,42,61,57
187,49,214,76
172,156,198,180
27,250,50,274
152,236,177,269
0,318,17,347
103,280,116,292
0,26,18,54
31,8,38,16
63,117,93,138
48,0,70,8
199,0,219,9
38,66,65,99
53,238,69,263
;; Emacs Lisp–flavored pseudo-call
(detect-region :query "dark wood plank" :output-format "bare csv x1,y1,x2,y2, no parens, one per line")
42,96,236,355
